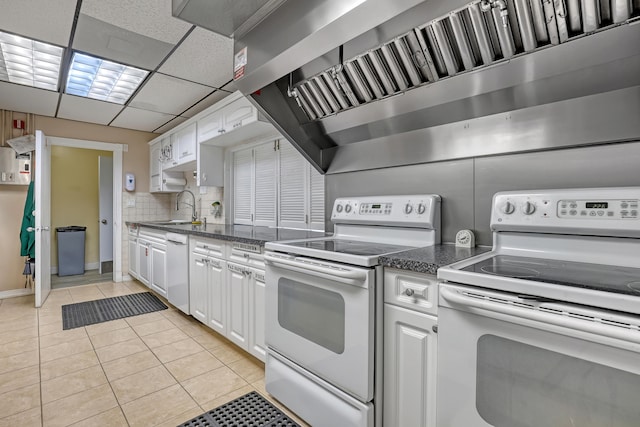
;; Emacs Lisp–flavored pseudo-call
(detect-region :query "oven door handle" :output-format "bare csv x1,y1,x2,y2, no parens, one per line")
264,253,369,286
440,287,640,345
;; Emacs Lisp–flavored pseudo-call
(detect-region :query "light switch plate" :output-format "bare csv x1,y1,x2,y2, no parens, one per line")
127,197,136,207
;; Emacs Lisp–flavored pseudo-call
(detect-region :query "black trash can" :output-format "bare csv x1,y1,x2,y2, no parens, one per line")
56,226,86,276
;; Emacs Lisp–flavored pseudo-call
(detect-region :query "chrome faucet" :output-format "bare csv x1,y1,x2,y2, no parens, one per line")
176,190,197,222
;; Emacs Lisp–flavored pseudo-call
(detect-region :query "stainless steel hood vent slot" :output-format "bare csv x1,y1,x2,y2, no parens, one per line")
289,0,640,122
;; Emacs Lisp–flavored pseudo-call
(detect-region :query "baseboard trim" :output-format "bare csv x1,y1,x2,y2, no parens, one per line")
51,262,100,275
0,288,34,300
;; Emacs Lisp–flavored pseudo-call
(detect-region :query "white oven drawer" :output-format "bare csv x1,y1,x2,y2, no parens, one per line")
384,268,438,316
266,350,373,427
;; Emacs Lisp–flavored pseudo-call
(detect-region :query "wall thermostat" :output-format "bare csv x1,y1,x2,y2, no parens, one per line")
455,229,475,248
125,173,135,192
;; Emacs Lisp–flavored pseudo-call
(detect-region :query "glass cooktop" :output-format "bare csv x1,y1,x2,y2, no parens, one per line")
282,239,414,257
461,255,640,296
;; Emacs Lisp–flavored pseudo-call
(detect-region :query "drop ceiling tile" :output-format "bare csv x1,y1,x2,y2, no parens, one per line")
81,0,192,45
57,94,124,125
128,73,212,115
73,14,172,70
0,82,59,116
159,27,233,88
110,107,174,132
154,116,188,134
0,0,76,46
181,90,234,118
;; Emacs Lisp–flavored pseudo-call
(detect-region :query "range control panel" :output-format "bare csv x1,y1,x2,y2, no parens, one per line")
557,199,638,219
490,188,640,237
332,195,441,228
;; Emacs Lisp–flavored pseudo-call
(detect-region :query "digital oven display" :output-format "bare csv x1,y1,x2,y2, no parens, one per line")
586,202,608,209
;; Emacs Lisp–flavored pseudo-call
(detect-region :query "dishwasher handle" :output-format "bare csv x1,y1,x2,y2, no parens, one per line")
166,233,187,244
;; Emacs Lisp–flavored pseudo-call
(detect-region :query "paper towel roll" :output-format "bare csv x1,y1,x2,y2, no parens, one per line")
163,177,187,186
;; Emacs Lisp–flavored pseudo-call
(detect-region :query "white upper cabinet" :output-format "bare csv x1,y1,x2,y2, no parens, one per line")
198,95,276,146
165,123,196,171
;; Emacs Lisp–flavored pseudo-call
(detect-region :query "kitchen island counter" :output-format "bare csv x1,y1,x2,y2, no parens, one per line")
380,244,490,274
127,222,328,246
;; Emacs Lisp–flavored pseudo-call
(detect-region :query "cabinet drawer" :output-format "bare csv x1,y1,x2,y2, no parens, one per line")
228,242,264,268
190,237,227,258
384,268,438,316
139,228,166,245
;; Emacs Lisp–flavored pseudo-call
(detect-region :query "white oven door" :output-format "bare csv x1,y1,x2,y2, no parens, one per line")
264,252,375,402
438,283,640,427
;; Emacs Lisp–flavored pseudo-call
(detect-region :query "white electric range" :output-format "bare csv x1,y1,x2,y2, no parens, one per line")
437,187,640,427
264,194,441,427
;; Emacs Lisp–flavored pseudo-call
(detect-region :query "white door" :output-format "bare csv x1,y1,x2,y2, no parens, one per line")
249,268,267,362
208,257,226,335
35,130,51,307
98,156,113,275
190,254,208,323
227,262,249,350
150,244,167,297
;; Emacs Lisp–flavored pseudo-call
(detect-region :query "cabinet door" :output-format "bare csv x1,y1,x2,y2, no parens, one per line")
189,254,208,323
161,137,174,167
253,142,277,227
137,240,150,286
128,237,138,279
278,141,307,228
233,148,253,225
308,164,325,230
150,244,167,297
226,263,249,350
197,144,223,187
248,268,266,362
175,123,197,163
197,110,223,143
384,304,438,427
150,143,161,176
223,98,256,130
207,257,227,336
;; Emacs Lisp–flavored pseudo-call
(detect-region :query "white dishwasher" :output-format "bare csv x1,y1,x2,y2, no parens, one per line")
166,232,189,314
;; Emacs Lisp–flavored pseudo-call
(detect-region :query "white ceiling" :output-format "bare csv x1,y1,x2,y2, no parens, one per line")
0,0,235,134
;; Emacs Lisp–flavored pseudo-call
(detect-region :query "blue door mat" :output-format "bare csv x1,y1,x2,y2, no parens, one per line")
62,292,168,330
178,391,301,427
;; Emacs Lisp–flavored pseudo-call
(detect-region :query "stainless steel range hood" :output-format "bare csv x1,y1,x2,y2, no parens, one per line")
232,0,640,174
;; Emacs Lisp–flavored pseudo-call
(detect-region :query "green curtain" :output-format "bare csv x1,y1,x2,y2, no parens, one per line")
20,181,35,259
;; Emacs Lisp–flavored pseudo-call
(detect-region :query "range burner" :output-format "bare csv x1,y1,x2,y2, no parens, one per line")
480,265,540,279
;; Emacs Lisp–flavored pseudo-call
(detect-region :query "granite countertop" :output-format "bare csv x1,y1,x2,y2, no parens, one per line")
379,244,491,275
128,221,328,246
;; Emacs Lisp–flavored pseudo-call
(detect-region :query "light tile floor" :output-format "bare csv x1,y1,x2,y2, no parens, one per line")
0,280,308,427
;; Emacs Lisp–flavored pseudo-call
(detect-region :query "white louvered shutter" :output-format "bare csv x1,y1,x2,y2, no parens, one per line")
253,142,277,227
233,148,253,225
278,141,307,228
308,164,325,230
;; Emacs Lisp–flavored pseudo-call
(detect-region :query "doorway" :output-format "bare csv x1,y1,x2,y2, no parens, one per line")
35,132,124,306
49,146,114,289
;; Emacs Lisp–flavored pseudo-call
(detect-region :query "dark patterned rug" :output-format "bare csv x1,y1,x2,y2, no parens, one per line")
178,391,301,427
62,292,167,330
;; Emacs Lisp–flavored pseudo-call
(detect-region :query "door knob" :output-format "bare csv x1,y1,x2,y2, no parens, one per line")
101,219,107,224
26,227,35,232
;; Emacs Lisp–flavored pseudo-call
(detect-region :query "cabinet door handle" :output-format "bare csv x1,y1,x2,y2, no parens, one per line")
432,324,438,333
404,288,415,297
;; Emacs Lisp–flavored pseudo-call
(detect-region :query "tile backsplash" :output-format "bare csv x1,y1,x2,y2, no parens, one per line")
121,171,225,277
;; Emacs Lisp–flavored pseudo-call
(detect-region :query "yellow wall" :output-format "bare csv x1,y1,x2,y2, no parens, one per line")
0,186,30,291
0,114,156,292
51,147,112,269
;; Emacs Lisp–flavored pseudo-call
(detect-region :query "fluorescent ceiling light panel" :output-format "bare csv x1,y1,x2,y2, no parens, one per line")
66,52,148,104
0,31,63,91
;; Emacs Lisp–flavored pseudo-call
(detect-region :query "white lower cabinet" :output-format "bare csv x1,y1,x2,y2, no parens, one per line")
188,237,266,362
248,268,266,361
150,243,167,297
384,269,439,427
189,254,209,324
137,238,150,286
128,236,138,279
226,262,249,351
207,257,227,335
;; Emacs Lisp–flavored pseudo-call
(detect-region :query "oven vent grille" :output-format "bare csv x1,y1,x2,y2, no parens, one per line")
291,0,640,120
461,291,640,332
